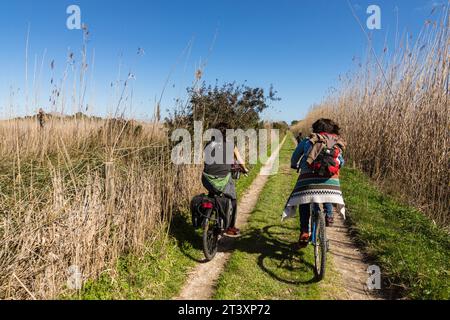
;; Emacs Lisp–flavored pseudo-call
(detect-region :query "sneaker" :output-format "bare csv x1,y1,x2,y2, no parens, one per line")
225,227,241,236
296,232,310,249
326,216,334,227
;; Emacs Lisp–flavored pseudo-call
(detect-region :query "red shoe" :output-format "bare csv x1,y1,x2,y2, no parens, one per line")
225,227,241,236
297,232,310,249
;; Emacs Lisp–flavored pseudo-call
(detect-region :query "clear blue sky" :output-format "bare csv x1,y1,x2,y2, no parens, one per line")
0,0,444,121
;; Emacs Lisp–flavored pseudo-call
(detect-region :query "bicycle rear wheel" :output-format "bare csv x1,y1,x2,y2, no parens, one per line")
313,211,327,280
202,209,220,261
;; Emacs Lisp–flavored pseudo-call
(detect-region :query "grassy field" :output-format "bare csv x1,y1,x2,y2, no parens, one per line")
0,118,202,299
341,168,450,300
214,137,341,300
3,118,447,300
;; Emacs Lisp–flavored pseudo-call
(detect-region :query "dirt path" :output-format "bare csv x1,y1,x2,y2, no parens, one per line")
175,137,287,300
327,214,381,300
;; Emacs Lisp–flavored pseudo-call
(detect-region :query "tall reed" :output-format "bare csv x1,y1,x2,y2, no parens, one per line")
294,6,449,227
0,117,203,299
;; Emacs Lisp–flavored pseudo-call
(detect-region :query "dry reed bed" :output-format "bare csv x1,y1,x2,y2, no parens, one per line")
0,118,203,299
293,8,449,226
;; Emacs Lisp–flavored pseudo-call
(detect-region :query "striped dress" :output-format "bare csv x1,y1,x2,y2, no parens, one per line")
282,173,346,220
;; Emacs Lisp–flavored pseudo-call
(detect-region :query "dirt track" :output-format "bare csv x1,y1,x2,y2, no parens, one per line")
327,213,381,300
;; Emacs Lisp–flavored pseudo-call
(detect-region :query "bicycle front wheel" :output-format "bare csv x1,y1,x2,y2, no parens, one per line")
313,211,327,280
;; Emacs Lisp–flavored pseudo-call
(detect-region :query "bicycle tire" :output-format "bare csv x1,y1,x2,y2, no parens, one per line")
313,211,327,280
202,209,219,261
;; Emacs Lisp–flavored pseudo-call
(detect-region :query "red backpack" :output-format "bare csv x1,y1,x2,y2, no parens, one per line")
307,134,344,177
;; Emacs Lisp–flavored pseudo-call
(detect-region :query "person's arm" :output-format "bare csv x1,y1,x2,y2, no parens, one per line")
291,139,306,169
234,147,249,173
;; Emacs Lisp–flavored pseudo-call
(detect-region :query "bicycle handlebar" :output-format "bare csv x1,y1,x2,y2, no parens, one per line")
231,164,249,178
231,164,247,173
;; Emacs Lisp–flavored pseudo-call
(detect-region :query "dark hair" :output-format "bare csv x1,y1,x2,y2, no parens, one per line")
312,118,340,135
215,122,230,135
331,122,341,135
210,121,230,142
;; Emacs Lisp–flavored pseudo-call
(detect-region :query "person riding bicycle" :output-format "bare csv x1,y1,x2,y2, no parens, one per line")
202,122,249,236
283,118,346,248
295,132,303,144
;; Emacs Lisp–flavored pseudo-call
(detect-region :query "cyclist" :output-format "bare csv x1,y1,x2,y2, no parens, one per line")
202,122,249,236
295,132,303,144
284,118,346,248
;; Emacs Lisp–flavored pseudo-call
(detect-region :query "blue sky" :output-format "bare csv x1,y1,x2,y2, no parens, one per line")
0,0,444,121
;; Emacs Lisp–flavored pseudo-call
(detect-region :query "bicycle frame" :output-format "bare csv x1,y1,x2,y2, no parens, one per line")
310,211,319,245
311,216,318,245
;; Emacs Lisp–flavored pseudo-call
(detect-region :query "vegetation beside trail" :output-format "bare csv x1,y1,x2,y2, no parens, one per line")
341,168,450,300
0,118,191,300
74,233,197,300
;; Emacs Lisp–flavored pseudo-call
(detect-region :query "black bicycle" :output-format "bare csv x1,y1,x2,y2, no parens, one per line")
198,165,244,261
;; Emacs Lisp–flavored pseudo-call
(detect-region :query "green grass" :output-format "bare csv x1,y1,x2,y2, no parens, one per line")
214,136,341,300
340,168,450,300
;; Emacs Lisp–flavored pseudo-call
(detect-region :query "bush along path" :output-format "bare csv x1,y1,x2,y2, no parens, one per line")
175,136,287,300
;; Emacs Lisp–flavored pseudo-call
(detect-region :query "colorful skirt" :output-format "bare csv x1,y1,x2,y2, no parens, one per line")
282,173,346,220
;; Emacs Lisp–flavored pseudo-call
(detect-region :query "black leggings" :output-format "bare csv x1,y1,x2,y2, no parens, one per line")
229,199,237,228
